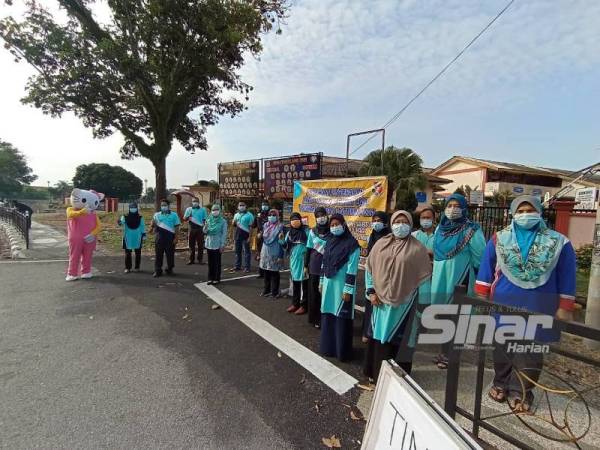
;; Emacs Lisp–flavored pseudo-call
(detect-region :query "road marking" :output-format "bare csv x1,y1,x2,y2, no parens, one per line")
219,269,290,283
0,259,68,264
195,282,358,395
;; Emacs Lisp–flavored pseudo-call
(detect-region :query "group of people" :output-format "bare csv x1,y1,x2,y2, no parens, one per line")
116,193,576,413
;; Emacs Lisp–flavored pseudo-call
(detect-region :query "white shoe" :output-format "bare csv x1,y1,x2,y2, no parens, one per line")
65,275,79,282
81,273,93,279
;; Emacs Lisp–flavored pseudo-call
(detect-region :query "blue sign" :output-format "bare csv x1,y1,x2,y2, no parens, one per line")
415,191,427,203
512,186,524,194
532,188,542,196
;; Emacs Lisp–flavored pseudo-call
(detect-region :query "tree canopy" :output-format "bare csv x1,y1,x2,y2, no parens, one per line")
73,163,143,199
0,139,37,197
359,146,427,211
0,0,288,207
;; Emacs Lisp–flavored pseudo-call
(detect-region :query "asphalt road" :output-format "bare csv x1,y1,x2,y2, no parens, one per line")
0,253,365,450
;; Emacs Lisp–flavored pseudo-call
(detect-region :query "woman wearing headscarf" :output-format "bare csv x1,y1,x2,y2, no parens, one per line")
431,193,486,369
282,212,310,314
319,213,361,362
203,204,228,285
364,210,432,381
304,206,330,327
362,211,390,342
118,202,146,273
255,201,271,279
476,195,576,411
259,209,284,297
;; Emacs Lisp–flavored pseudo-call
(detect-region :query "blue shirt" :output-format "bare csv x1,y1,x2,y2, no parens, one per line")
233,211,255,238
153,211,181,241
184,206,207,229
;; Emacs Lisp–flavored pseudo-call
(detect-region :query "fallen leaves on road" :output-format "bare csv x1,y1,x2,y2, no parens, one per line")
211,304,220,310
313,400,321,413
299,374,306,385
350,410,364,421
322,435,341,448
357,383,374,391
182,313,190,320
277,351,282,358
105,271,115,274
89,316,94,320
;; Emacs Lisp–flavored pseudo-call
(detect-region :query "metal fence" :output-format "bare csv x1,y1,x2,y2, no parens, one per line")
443,287,600,449
468,206,557,240
0,206,30,249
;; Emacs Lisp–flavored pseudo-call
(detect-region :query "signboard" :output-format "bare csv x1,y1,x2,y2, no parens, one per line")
575,187,598,210
218,161,260,198
512,185,524,194
469,191,484,205
264,153,322,199
362,361,482,450
292,176,387,248
415,191,427,203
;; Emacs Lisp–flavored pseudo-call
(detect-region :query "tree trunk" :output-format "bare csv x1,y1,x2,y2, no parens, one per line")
154,156,167,211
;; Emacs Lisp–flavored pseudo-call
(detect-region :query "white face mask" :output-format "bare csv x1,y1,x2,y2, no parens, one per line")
445,207,462,220
514,212,541,229
192,202,199,208
420,218,433,229
211,210,220,216
316,216,328,225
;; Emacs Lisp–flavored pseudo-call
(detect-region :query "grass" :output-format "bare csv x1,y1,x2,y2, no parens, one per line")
576,269,590,300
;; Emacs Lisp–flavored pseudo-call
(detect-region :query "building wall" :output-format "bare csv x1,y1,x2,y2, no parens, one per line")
483,181,560,198
568,212,596,249
434,160,485,195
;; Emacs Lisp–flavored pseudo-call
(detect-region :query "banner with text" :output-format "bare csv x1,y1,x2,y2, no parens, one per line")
292,176,387,248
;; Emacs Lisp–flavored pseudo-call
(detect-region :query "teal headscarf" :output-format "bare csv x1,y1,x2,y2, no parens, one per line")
433,193,480,261
206,204,224,234
495,195,565,289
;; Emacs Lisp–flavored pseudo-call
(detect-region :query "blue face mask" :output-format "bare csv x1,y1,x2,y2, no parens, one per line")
514,212,541,229
262,205,269,211
268,215,277,223
129,208,138,214
160,205,169,213
392,223,411,238
372,222,384,232
192,202,199,208
420,218,433,229
330,225,344,236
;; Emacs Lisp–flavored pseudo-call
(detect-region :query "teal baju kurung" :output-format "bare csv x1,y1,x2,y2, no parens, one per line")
283,228,309,282
119,215,146,250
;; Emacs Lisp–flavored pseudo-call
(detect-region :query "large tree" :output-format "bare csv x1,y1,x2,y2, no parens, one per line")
73,163,143,199
359,146,427,211
0,0,287,208
0,139,37,197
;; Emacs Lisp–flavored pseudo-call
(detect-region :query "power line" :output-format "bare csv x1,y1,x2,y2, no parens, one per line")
348,0,516,157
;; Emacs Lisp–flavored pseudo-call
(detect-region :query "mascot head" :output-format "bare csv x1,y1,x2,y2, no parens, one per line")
70,188,105,210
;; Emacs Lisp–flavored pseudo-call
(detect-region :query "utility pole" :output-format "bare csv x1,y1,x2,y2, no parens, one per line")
585,203,600,349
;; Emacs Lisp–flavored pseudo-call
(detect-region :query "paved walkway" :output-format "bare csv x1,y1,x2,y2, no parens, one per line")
24,221,69,260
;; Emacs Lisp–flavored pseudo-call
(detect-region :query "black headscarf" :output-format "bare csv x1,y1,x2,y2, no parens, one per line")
322,213,359,278
313,206,330,237
367,210,390,253
124,202,141,229
288,212,308,246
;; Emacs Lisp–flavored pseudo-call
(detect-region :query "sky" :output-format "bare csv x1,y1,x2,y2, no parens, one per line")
0,0,599,189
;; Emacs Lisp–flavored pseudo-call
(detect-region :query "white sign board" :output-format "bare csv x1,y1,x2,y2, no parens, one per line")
362,361,482,450
575,187,597,210
469,191,484,205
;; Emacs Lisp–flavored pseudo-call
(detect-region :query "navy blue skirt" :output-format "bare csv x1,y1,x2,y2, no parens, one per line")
320,313,353,362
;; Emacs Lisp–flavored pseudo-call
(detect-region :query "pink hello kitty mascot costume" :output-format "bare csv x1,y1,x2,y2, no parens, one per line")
65,188,104,281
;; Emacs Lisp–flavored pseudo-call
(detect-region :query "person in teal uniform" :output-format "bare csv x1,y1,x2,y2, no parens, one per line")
319,213,360,362
230,201,255,273
304,206,330,328
363,210,432,381
203,203,228,285
431,193,485,368
183,197,207,265
362,211,390,342
282,212,310,315
117,202,146,273
151,198,181,278
259,209,284,297
255,201,271,279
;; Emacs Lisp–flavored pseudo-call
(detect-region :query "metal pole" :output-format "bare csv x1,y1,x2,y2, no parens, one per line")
585,205,600,349
345,135,351,176
381,129,386,173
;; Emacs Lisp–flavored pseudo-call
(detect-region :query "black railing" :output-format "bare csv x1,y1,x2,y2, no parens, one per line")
0,206,30,249
468,206,557,240
443,286,600,449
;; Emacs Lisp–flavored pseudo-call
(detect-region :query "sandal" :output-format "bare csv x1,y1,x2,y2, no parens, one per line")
507,391,533,413
488,385,506,403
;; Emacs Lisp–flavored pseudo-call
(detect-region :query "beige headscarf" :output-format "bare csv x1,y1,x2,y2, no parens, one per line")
366,210,432,306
